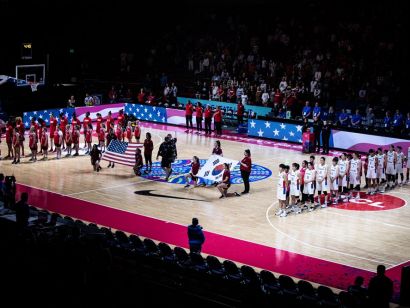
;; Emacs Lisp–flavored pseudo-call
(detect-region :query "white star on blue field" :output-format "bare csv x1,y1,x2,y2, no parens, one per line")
248,120,303,143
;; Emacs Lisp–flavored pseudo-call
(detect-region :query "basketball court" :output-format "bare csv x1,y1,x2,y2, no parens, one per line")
1,122,409,298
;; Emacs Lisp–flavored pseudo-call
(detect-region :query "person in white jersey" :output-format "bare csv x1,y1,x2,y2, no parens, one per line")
385,145,397,190
376,148,386,193
276,164,289,217
406,146,410,184
316,157,329,208
348,153,361,199
303,162,316,212
338,153,349,201
330,157,340,205
289,163,302,214
395,146,405,186
366,149,378,195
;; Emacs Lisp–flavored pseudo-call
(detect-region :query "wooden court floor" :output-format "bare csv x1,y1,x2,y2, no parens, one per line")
1,125,410,273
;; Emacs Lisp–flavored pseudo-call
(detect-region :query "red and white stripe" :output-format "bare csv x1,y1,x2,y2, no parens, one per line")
101,143,143,167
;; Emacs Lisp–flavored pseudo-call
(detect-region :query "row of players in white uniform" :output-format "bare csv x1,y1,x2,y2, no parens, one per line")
276,145,409,217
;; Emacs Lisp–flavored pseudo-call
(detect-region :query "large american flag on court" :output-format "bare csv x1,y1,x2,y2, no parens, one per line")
101,140,143,167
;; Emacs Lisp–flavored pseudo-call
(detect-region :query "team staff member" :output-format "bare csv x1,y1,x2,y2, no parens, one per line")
187,218,205,253
195,102,203,133
213,106,223,136
313,117,322,153
321,120,331,154
143,132,153,173
185,100,194,132
156,136,174,181
240,149,252,194
237,101,244,125
204,105,213,135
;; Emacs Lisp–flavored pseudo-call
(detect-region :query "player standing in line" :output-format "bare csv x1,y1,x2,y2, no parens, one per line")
346,154,353,198
96,113,103,136
303,162,316,212
134,120,141,143
48,114,57,152
329,157,340,204
299,160,307,204
376,148,386,192
338,153,349,202
54,125,63,159
28,126,38,162
40,127,49,160
12,128,20,164
290,163,302,214
385,145,397,190
284,165,290,207
184,156,201,188
366,149,378,195
5,120,14,159
72,125,80,157
98,124,106,153
15,117,25,157
82,112,92,149
65,124,72,156
276,164,289,217
115,124,123,141
59,112,68,150
363,156,368,189
406,146,410,184
106,111,113,133
85,124,93,154
348,153,361,199
125,121,133,143
316,157,329,208
143,132,153,173
395,146,405,186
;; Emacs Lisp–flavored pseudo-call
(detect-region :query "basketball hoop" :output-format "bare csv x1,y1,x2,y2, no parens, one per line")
29,82,39,92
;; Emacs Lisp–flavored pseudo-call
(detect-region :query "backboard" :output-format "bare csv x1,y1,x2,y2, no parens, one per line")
15,64,45,86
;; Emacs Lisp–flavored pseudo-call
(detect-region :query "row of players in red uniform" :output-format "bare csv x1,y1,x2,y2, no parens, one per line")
183,101,245,135
3,109,144,164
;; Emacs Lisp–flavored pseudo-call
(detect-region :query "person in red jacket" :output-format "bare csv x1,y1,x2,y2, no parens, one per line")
71,113,81,134
49,114,57,152
106,111,113,132
143,132,153,173
213,106,223,135
237,101,245,125
195,102,203,133
83,111,92,148
96,113,103,134
239,149,252,194
204,105,213,135
85,124,93,154
185,100,194,132
5,121,14,159
117,109,125,128
59,113,68,150
134,120,141,143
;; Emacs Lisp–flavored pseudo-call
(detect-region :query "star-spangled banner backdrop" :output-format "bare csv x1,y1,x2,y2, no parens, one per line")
23,108,75,129
124,103,167,123
247,119,304,143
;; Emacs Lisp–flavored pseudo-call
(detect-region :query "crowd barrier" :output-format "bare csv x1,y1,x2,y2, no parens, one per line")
248,119,410,152
22,103,410,152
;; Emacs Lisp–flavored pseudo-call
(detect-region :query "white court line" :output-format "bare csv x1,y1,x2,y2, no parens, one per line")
327,210,410,230
266,201,396,269
386,259,410,270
